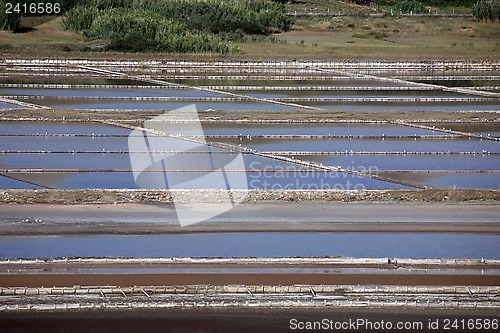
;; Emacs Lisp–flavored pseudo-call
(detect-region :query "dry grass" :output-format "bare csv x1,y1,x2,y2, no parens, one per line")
0,8,499,60
240,16,500,60
0,17,84,54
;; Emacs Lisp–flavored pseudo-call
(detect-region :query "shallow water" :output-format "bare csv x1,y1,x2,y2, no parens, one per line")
0,233,498,259
426,123,500,139
301,101,500,112
0,78,155,86
1,166,409,191
0,136,129,151
176,79,409,87
0,121,131,135
0,88,221,98
216,137,500,153
415,79,500,88
24,267,500,275
1,121,498,189
0,121,458,137
0,175,42,189
7,136,496,153
0,101,20,108
21,99,301,111
200,123,455,137
244,90,471,99
378,172,500,190
304,154,500,171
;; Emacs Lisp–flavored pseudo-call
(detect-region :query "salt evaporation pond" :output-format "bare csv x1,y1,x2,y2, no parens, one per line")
426,123,500,139
0,233,499,260
243,90,472,99
0,121,132,135
20,99,302,111
1,120,499,189
378,172,500,190
0,87,221,98
301,101,500,112
214,137,500,153
304,154,500,171
199,123,456,136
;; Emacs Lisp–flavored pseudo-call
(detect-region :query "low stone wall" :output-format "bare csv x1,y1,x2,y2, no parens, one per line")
1,284,498,312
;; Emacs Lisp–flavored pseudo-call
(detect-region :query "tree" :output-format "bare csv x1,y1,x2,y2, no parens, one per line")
473,0,500,22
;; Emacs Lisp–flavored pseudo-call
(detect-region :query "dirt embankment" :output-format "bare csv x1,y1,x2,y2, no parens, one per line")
0,189,499,205
2,108,499,123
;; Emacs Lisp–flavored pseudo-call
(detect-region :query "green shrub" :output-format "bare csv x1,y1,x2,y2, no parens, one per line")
89,8,160,39
61,5,98,31
141,0,293,34
60,0,291,53
473,0,500,21
393,0,425,13
89,0,135,10
91,8,232,53
0,0,21,31
379,0,476,6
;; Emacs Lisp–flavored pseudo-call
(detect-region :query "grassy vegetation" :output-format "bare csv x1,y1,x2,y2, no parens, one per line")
57,0,291,53
239,10,500,59
0,0,21,31
472,0,500,22
0,0,499,59
392,1,425,14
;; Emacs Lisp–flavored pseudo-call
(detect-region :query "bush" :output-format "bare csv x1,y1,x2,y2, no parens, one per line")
0,0,21,31
61,5,98,31
89,0,134,10
91,8,232,53
60,0,292,53
393,0,425,13
379,0,476,6
473,0,500,21
141,0,293,34
89,8,161,39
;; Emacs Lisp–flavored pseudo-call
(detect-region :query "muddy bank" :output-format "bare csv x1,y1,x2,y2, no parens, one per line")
1,108,498,123
0,201,498,235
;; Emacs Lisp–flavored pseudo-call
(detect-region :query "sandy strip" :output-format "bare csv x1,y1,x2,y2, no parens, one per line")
0,202,498,235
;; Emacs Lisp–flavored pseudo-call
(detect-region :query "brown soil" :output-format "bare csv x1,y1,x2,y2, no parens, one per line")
1,108,498,123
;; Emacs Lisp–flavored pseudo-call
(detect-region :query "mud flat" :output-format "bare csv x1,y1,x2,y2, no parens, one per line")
0,199,499,235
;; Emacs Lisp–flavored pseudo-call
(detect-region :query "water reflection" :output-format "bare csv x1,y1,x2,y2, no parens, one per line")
0,88,220,98
0,233,498,259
